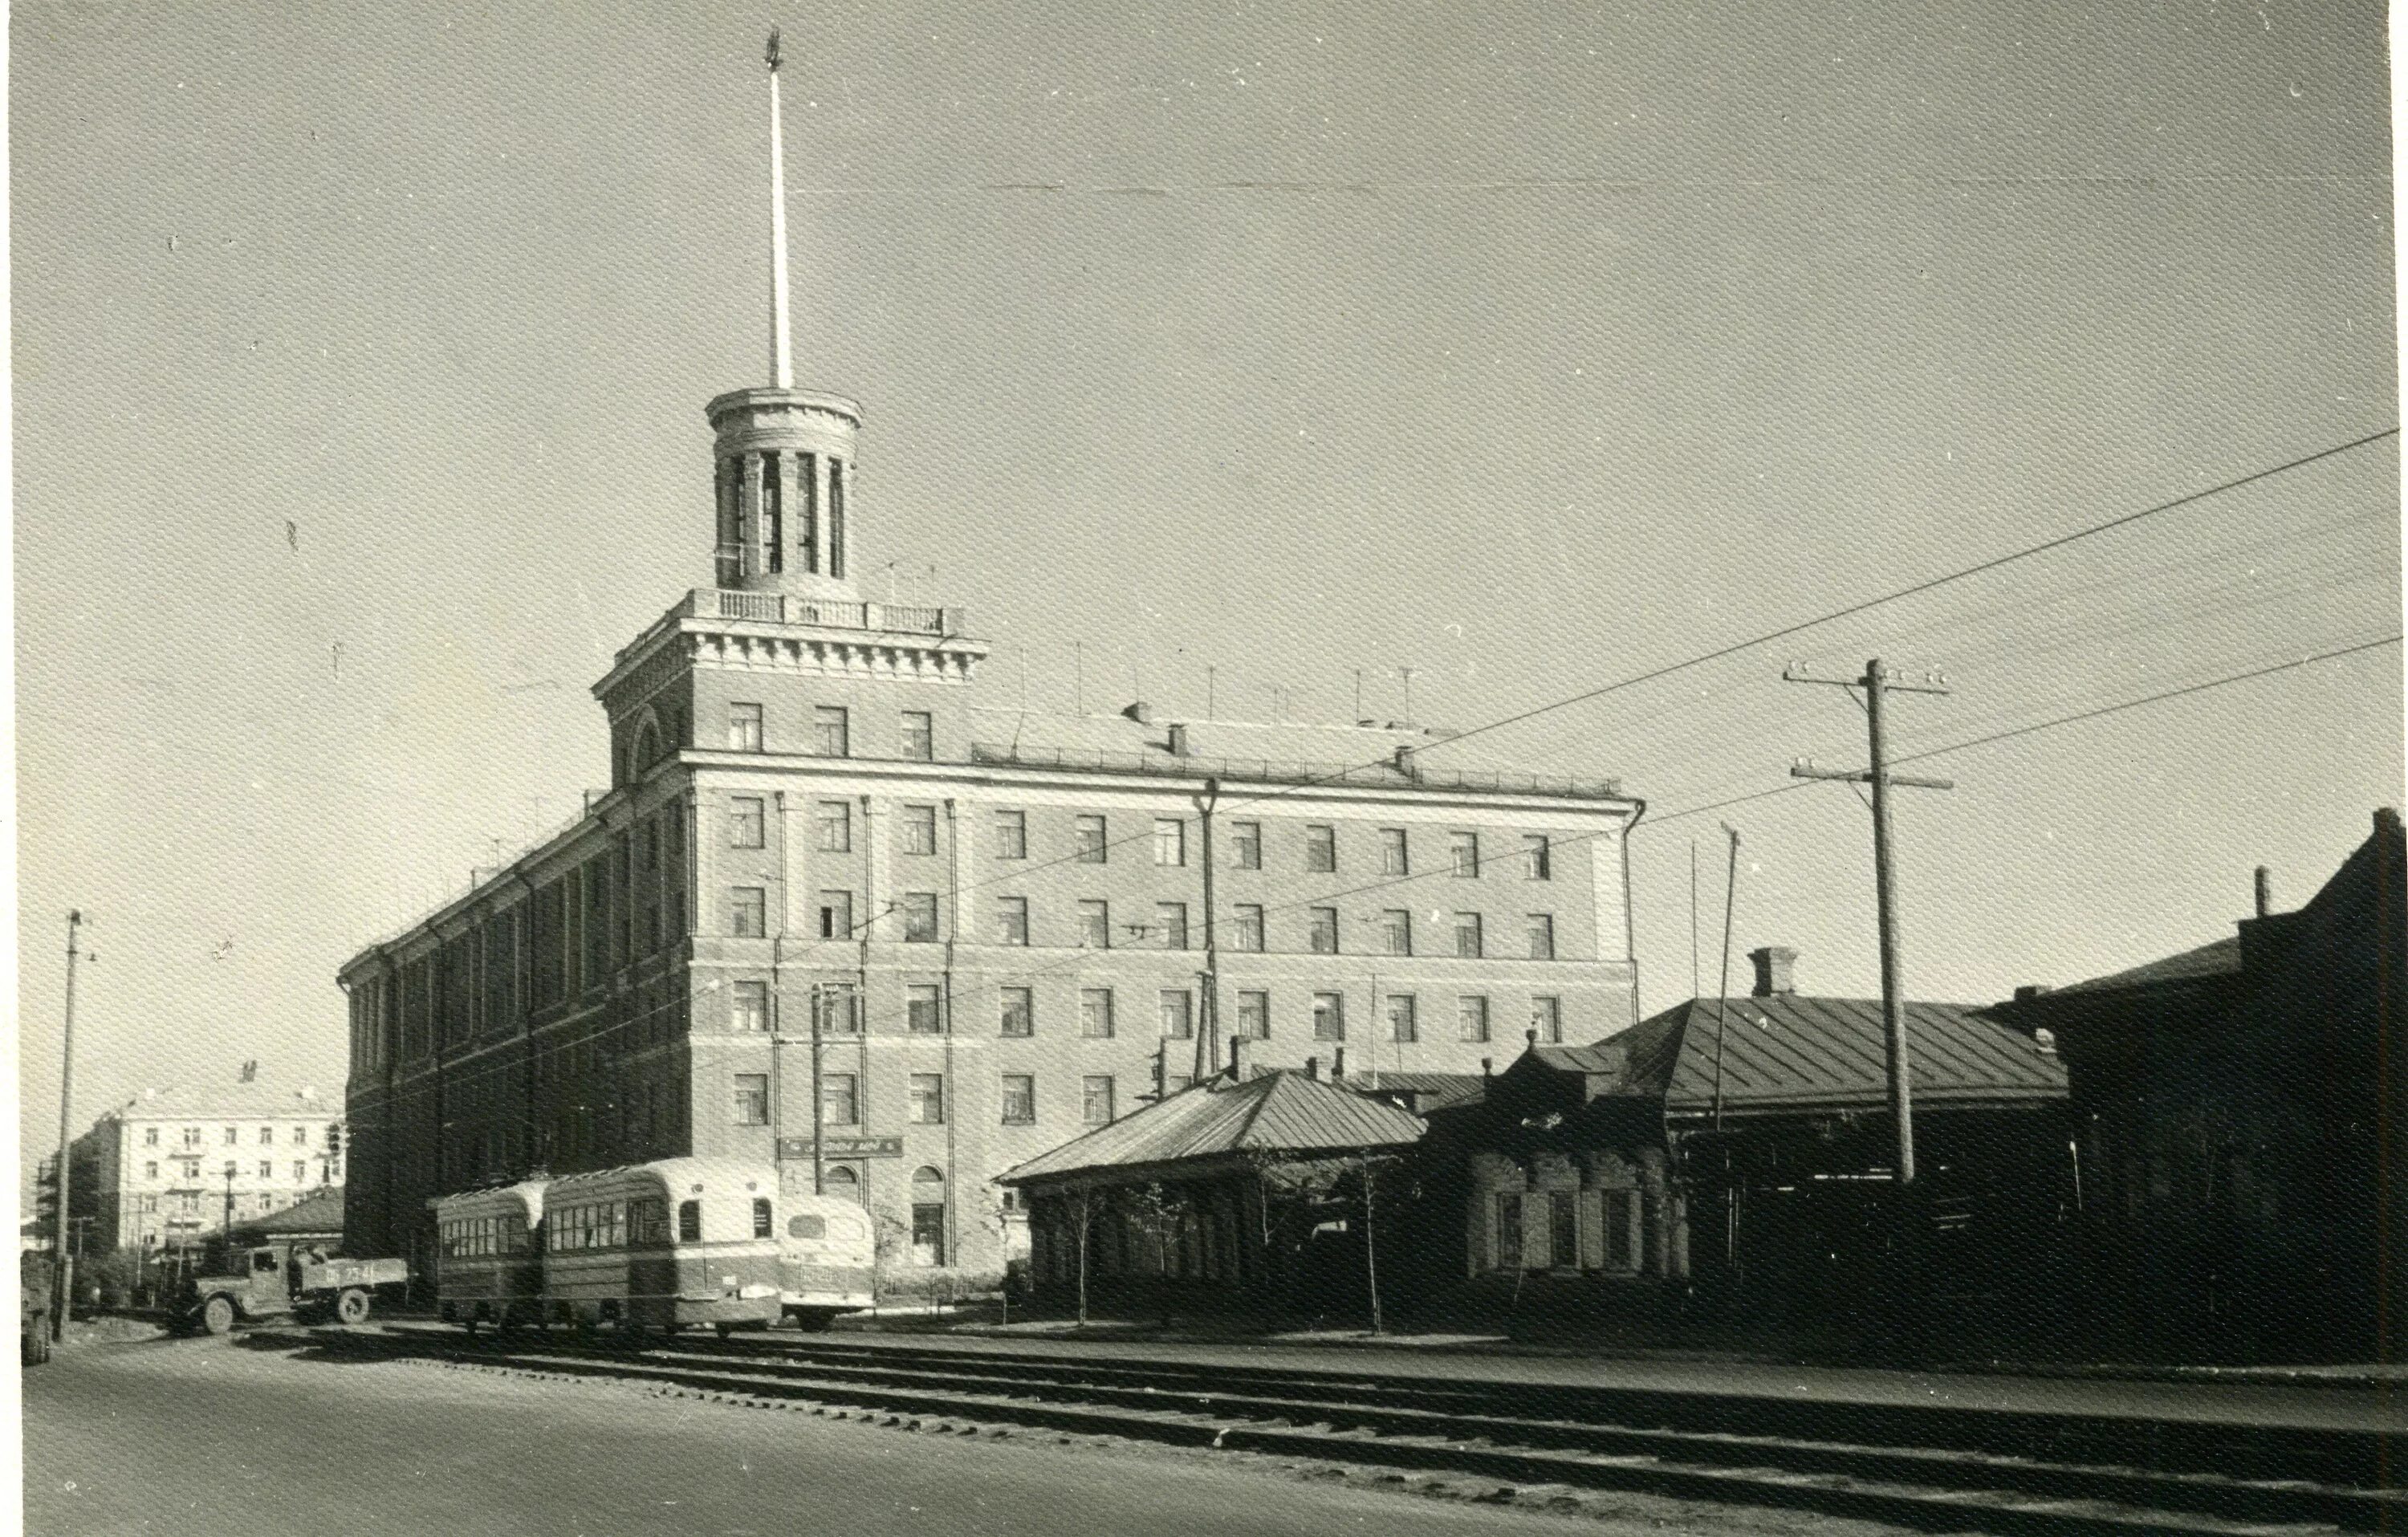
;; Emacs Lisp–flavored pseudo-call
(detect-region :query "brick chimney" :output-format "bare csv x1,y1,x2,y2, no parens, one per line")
1331,1046,1346,1082
1229,1034,1254,1081
1304,1055,1320,1081
1165,722,1189,756
1749,945,1797,998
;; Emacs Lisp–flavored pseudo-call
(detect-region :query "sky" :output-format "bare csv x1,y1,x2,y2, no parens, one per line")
12,1,2401,1181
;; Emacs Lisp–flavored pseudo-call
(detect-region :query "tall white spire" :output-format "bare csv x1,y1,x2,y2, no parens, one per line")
765,27,795,389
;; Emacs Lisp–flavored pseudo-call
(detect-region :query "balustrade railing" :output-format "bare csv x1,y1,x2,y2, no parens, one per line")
966,742,1621,798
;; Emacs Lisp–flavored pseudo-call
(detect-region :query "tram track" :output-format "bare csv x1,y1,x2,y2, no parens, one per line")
270,1325,2400,1535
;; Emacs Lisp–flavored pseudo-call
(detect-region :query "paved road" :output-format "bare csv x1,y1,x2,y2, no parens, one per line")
25,1335,1910,1537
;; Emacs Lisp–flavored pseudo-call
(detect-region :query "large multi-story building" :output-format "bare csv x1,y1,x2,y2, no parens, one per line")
337,51,1642,1282
69,1079,343,1253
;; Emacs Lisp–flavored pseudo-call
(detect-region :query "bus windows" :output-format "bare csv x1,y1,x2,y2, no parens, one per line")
677,1201,702,1242
753,1198,774,1239
787,1214,825,1240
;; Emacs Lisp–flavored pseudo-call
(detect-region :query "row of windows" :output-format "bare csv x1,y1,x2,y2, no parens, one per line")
141,1124,320,1149
540,1195,767,1250
438,1214,531,1258
760,799,1556,881
755,1069,1122,1129
714,449,845,581
722,982,1565,1043
140,1160,326,1185
1486,1189,1652,1275
733,886,1564,959
723,704,926,762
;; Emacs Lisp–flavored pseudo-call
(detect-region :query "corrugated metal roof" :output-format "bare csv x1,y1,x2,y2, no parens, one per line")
1637,995,2066,1115
999,1070,1426,1185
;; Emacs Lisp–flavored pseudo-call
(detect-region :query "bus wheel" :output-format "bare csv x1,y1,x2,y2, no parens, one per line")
336,1289,372,1325
201,1295,237,1336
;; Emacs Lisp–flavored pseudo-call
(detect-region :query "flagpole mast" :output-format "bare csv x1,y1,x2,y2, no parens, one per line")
765,29,795,389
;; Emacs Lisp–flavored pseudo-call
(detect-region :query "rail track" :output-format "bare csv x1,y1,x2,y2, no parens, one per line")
262,1324,2402,1535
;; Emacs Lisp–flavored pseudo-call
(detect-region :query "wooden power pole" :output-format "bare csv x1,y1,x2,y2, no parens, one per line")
1784,658,1952,1184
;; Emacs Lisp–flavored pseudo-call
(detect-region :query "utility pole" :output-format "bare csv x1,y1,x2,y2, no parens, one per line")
1784,658,1953,1184
1193,779,1221,1083
1709,824,1742,1132
51,910,84,1341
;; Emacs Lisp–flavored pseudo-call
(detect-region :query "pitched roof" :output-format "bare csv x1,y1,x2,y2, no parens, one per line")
2053,935,2243,995
1615,995,2066,1116
999,1070,1426,1186
106,1083,339,1120
233,1185,345,1238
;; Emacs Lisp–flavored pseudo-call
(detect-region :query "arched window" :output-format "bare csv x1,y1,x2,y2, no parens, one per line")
635,722,660,770
824,1165,860,1203
910,1165,947,1267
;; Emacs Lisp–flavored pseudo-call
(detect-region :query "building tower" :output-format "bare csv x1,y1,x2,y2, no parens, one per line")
712,27,860,599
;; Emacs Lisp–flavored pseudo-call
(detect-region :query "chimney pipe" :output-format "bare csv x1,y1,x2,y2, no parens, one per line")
1749,945,1797,998
1165,722,1189,757
1480,1057,1493,1080
1305,1055,1320,1081
2254,865,2272,919
1229,1034,1252,1080
1332,1046,1347,1082
1526,1028,1538,1048
2013,984,2052,1003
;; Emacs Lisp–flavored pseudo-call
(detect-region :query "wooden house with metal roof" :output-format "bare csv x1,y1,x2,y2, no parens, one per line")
999,1043,1426,1320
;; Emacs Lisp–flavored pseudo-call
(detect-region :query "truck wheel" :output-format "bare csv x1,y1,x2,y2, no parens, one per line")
336,1289,371,1325
201,1295,237,1336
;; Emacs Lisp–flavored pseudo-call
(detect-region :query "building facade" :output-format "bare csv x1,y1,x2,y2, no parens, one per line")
68,1080,344,1254
337,59,1642,1284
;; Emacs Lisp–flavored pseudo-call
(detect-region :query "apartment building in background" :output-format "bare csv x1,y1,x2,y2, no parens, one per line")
68,1078,343,1252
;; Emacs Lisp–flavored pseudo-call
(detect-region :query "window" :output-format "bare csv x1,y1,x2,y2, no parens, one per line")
258,1126,274,1145
145,1161,157,1180
1153,818,1186,867
183,1127,201,1149
1079,988,1115,1039
728,703,764,752
294,1126,308,1146
730,888,768,937
812,705,850,758
906,983,944,1034
1155,902,1189,949
802,894,848,948
1082,1075,1116,1125
145,1127,158,1147
731,981,771,1033
224,1128,238,1145
1304,824,1336,872
258,1161,273,1179
293,1161,308,1183
1312,992,1345,1041
1235,991,1269,1041
677,1200,702,1242
1526,914,1556,961
1531,995,1564,1044
995,897,1030,945
1381,909,1413,956
729,797,766,849
993,810,1027,860
1385,994,1418,1043
1379,828,1409,875
909,1074,946,1124
824,1165,860,1204
820,1072,857,1126
1523,834,1552,881
1495,1193,1523,1271
1076,900,1111,949
1549,1191,1579,1268
815,800,852,852
999,986,1034,1037
1231,905,1264,952
1453,912,1484,958
1159,990,1194,1039
900,804,937,856
733,1074,770,1125
1605,1189,1635,1269
754,1197,775,1240
899,710,934,762
1073,815,1107,864
1001,1074,1036,1124
901,893,939,942
1450,832,1480,878
1308,908,1339,954
912,1179,947,1267
1457,995,1491,1043
1229,821,1262,869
